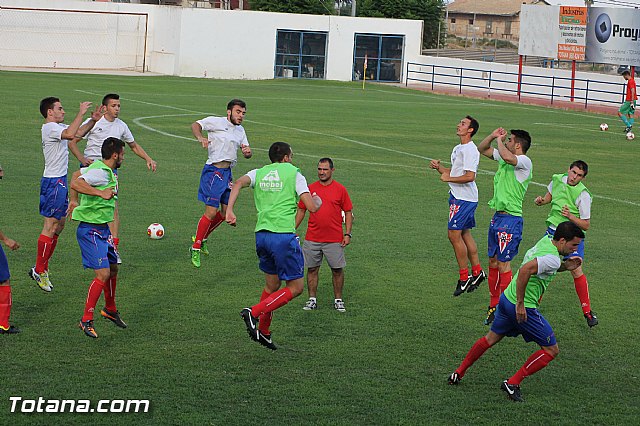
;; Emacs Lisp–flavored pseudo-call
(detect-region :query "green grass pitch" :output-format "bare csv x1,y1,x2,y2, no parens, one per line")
0,70,638,424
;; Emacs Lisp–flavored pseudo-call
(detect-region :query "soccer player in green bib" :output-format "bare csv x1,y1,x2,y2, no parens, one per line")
477,127,533,325
68,137,126,338
535,160,597,327
226,142,321,350
448,221,585,402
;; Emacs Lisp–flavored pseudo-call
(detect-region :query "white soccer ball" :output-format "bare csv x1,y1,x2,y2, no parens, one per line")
147,223,165,239
599,123,608,131
626,131,635,140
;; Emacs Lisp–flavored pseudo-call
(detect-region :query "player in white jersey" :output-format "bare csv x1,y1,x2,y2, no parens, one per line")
30,97,102,292
189,99,252,268
68,93,157,260
430,116,486,296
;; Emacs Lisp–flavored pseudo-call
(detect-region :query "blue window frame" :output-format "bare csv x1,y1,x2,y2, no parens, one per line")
275,30,327,79
353,33,404,82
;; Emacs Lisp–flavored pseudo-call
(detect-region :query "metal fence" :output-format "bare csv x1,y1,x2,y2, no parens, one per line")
406,61,627,108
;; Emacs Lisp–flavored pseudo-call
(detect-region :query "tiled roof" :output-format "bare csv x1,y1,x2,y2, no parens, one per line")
447,0,550,17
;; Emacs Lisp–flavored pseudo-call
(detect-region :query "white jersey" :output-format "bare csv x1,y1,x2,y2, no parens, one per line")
548,176,592,220
83,116,135,161
197,116,249,167
41,122,70,178
448,141,480,202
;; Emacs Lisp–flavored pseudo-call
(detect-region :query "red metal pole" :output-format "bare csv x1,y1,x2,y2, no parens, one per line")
518,55,523,100
571,60,576,102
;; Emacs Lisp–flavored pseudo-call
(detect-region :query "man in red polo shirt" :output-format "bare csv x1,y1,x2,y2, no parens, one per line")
295,158,353,312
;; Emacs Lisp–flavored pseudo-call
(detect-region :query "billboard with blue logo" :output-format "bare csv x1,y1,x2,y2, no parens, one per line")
586,8,640,65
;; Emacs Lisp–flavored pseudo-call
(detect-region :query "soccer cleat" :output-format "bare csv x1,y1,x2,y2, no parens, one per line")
484,305,497,325
79,320,98,339
302,299,317,310
448,372,461,385
501,380,524,402
257,331,277,350
41,270,54,290
584,311,599,328
453,278,471,296
190,247,201,268
240,308,259,341
625,126,632,133
0,325,21,334
191,236,209,256
467,270,487,293
334,299,346,312
29,267,52,292
114,248,122,265
100,307,128,328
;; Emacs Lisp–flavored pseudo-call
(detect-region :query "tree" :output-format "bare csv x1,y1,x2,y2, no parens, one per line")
357,0,445,49
249,0,335,15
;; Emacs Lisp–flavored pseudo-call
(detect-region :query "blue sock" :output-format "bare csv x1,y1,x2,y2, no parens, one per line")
629,117,635,127
620,115,629,126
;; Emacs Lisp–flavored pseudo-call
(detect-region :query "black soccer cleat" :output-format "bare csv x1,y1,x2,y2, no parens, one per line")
453,278,472,296
584,311,599,328
0,325,21,334
467,270,487,293
79,320,98,339
625,126,632,133
240,308,259,341
100,307,128,329
257,331,277,350
484,305,497,326
448,372,461,385
501,380,524,402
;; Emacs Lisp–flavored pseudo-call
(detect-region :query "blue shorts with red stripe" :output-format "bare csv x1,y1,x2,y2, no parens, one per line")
198,164,232,208
491,294,556,347
76,222,118,270
546,227,585,259
39,176,68,220
0,244,10,283
448,193,478,230
255,231,304,281
487,212,523,262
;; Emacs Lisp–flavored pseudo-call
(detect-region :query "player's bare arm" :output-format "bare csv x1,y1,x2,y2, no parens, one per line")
300,192,322,213
68,137,93,166
60,101,93,140
241,144,252,159
191,122,209,148
66,170,82,217
441,170,476,184
559,257,582,272
129,142,157,171
294,208,307,229
561,206,590,231
515,259,538,323
477,128,504,158
341,210,353,247
225,175,252,225
496,134,518,166
0,229,20,251
534,192,552,206
70,175,116,200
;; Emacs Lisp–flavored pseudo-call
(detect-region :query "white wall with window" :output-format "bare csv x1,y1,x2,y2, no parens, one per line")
0,0,423,82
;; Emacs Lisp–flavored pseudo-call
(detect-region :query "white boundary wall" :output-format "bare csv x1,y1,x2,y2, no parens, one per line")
0,0,423,81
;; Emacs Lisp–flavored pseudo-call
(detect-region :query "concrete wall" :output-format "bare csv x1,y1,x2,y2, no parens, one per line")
0,0,423,81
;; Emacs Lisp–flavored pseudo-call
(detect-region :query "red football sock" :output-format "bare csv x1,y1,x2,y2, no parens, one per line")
471,264,482,277
457,336,492,378
508,349,555,385
257,290,273,334
82,278,105,322
251,287,293,317
113,237,120,248
45,233,60,271
0,285,12,329
204,211,224,239
104,276,118,312
35,234,53,274
488,267,500,307
459,268,469,281
193,215,212,249
499,270,513,294
573,274,591,314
